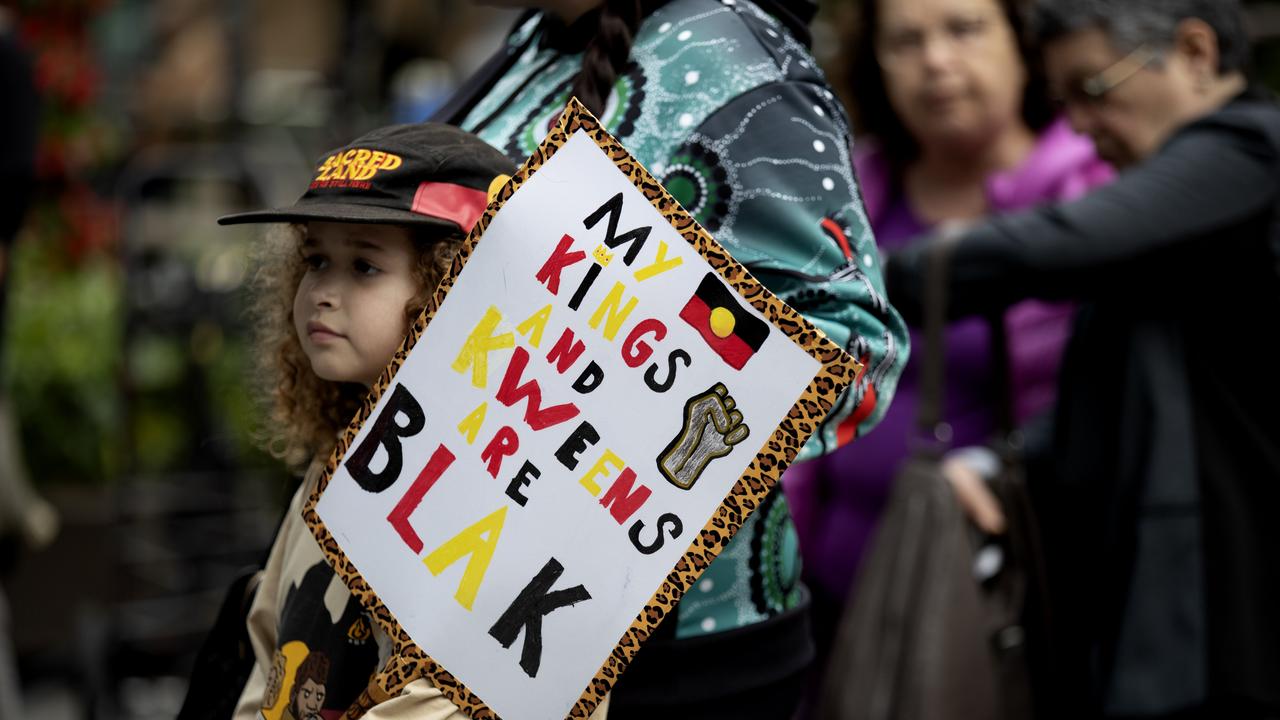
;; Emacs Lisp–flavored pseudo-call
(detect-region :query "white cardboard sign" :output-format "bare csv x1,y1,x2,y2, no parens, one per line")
305,101,857,720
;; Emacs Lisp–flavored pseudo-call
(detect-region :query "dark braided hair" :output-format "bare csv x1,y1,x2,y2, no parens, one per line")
570,0,643,117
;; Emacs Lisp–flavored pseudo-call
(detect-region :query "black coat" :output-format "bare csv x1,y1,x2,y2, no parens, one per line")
887,93,1280,716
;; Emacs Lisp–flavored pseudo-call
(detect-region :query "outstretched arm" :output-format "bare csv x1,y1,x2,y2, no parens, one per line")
887,107,1280,321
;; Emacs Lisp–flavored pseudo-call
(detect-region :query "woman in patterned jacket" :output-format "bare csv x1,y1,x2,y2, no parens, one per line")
433,0,909,716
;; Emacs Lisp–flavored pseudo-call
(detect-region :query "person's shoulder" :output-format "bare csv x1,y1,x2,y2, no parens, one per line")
992,118,1113,206
627,0,841,160
1028,117,1103,171
1179,91,1280,155
636,0,825,89
505,11,542,49
284,457,327,512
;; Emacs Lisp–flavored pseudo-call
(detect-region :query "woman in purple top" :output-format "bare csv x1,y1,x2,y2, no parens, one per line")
784,0,1112,670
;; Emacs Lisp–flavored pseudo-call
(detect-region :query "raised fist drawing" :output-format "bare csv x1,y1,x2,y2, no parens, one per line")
658,383,750,490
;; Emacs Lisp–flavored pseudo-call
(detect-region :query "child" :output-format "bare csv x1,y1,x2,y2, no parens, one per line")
217,123,593,719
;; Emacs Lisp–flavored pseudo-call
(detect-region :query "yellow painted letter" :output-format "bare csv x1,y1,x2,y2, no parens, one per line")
579,449,625,496
516,304,553,348
423,506,508,611
633,241,683,281
457,402,487,445
451,306,514,388
588,283,639,341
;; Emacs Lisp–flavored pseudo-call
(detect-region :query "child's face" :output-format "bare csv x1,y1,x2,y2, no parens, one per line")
294,221,419,386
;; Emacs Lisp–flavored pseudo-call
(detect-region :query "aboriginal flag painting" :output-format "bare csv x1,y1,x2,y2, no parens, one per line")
679,272,770,370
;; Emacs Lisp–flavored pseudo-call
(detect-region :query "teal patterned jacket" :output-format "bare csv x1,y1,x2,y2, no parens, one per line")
459,0,909,639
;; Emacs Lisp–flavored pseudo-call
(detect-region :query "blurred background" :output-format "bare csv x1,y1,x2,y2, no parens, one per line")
0,1,1277,719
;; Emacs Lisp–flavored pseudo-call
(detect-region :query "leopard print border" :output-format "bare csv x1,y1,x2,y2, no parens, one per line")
303,98,859,720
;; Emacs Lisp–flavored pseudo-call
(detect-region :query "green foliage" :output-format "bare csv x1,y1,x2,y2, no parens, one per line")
3,238,124,485
205,333,272,465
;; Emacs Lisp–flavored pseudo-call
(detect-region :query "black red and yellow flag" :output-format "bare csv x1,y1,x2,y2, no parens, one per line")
679,272,770,370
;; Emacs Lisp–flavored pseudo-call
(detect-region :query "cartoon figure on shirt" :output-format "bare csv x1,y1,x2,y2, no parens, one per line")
282,651,329,720
259,561,379,719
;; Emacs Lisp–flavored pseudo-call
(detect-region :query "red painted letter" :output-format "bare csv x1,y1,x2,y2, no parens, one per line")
599,468,652,525
535,234,587,295
387,444,456,554
546,328,586,374
497,347,581,431
621,318,666,368
481,426,520,478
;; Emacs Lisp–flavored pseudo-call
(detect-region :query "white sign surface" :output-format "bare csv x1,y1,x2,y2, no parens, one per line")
316,129,822,720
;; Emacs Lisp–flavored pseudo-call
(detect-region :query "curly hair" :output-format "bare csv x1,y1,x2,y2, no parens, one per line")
845,0,1057,172
248,223,462,470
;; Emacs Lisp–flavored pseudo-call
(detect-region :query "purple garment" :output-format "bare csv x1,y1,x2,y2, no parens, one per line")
784,119,1113,602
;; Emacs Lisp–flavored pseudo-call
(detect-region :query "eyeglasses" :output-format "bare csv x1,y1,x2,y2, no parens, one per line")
1057,44,1159,107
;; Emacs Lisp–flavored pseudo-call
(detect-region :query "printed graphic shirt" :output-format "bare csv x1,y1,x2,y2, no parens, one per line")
232,461,614,719
459,0,908,639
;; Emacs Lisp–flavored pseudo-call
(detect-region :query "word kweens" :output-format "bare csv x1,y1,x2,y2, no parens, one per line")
342,193,696,678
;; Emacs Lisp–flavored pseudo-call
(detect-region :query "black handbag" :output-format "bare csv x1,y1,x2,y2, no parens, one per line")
816,239,1049,720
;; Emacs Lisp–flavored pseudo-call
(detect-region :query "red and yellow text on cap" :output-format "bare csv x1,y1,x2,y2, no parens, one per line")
314,149,403,183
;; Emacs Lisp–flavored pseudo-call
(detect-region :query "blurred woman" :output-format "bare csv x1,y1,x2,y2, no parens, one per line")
885,0,1280,714
783,0,1111,675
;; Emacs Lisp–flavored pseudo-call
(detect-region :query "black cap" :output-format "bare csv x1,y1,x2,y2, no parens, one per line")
218,123,515,235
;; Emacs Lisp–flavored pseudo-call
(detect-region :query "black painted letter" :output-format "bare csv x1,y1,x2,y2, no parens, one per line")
644,349,691,393
505,461,541,507
628,513,684,555
571,361,605,394
583,193,652,265
555,422,600,470
347,384,425,492
488,558,592,677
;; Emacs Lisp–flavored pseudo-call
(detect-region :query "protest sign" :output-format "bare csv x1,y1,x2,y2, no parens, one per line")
303,98,859,720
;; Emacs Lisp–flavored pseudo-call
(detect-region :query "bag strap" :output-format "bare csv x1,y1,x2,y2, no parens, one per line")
916,233,958,446
987,311,1017,440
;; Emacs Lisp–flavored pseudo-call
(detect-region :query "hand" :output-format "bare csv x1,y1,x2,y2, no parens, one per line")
659,383,750,490
941,455,1006,535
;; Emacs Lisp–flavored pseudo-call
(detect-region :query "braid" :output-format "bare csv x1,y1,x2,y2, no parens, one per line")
570,0,641,117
